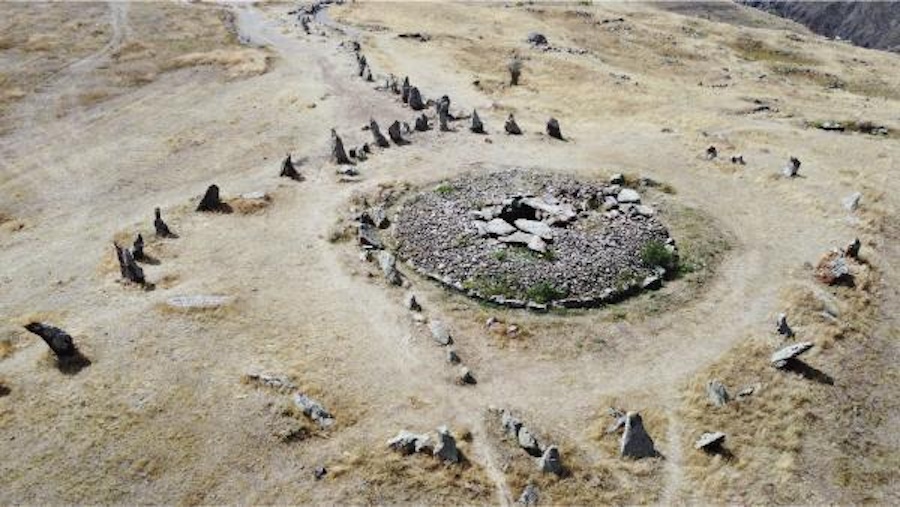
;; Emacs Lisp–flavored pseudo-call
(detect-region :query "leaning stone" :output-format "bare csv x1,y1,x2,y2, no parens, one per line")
514,219,553,240
388,120,405,144
470,109,485,134
24,322,78,358
370,119,390,148
776,313,794,337
694,432,726,451
387,430,432,455
331,129,352,165
546,118,563,140
771,341,813,368
505,114,522,135
166,295,232,309
196,184,226,212
377,251,402,286
783,156,801,177
458,366,477,385
434,426,461,463
518,426,541,456
358,223,383,249
539,446,563,475
407,87,425,110
706,379,729,407
429,320,453,346
621,412,657,459
414,114,429,131
617,188,641,204
405,293,421,312
294,393,335,428
519,484,539,505
486,218,517,236
280,153,303,181
842,192,861,212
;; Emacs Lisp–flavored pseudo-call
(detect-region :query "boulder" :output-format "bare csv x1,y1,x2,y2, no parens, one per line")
843,192,861,212
517,426,542,456
505,114,523,135
458,366,477,385
280,153,303,181
196,184,227,212
414,114,430,131
377,251,402,286
294,393,335,428
331,129,352,165
783,156,801,177
513,219,553,240
486,218,517,236
470,109,485,134
620,412,657,459
429,320,453,346
370,119,390,148
387,430,432,455
433,426,461,463
388,120,405,144
771,341,813,368
526,32,548,46
154,207,177,238
401,76,410,103
694,431,726,451
24,322,77,358
404,293,422,312
358,223,383,249
616,188,641,204
546,118,563,140
776,313,794,337
518,484,539,505
706,379,729,407
408,87,425,110
539,446,563,475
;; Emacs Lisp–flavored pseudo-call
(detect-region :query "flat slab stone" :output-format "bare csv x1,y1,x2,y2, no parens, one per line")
771,341,814,367
486,218,516,236
514,219,553,240
617,188,641,204
166,295,232,309
694,431,726,450
499,231,536,246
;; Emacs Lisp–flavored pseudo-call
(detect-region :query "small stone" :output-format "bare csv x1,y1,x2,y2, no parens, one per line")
705,146,718,160
783,156,801,177
414,114,429,131
609,173,625,185
377,251,402,286
617,188,641,204
294,393,335,428
518,483,539,505
470,109,485,134
694,431,726,451
331,129,352,165
845,238,861,259
446,348,461,364
280,153,303,181
634,205,655,217
387,430,432,454
842,192,861,212
620,412,657,459
24,322,78,359
458,366,476,385
429,320,453,346
499,231,536,246
771,341,814,368
486,218,517,236
154,207,177,238
358,223,383,249
405,293,422,312
434,425,461,463
539,446,563,475
501,410,523,438
505,114,522,135
196,184,227,212
388,121,405,144
408,87,425,110
518,426,541,456
706,379,730,407
776,313,794,337
370,119,390,148
314,466,327,480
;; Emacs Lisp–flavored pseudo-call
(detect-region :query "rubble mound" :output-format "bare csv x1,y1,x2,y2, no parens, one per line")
393,170,677,309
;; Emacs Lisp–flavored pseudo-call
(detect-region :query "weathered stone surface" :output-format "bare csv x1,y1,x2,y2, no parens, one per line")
514,219,553,240
414,114,429,132
405,293,421,312
518,484,539,505
377,250,402,285
539,446,563,475
388,120,405,144
470,109,485,134
358,223,383,249
517,426,541,456
776,313,794,337
694,431,726,451
546,118,563,140
771,341,814,368
505,114,523,135
706,379,730,407
166,295,232,309
621,412,657,459
154,207,177,238
429,320,453,345
783,156,801,177
24,322,77,358
197,184,227,212
407,87,425,110
370,119,390,148
434,426,461,463
485,218,517,236
294,393,335,428
387,430,432,455
843,192,861,212
331,129,352,165
458,366,477,385
114,242,146,285
617,188,641,204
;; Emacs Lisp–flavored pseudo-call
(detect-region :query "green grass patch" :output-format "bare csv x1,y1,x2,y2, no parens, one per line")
434,182,454,196
525,282,568,304
729,37,815,65
641,240,677,272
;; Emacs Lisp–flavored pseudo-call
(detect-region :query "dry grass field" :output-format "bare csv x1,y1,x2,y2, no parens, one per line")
0,1,898,504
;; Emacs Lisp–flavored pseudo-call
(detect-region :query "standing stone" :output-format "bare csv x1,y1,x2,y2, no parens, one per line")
517,426,541,456
370,119,390,148
358,223,383,249
401,76,410,103
845,238,861,259
414,114,430,132
546,118,563,140
457,366,477,385
783,156,801,177
776,313,794,337
518,484,539,505
705,146,718,160
196,184,226,212
154,208,176,238
620,412,657,459
539,446,563,475
433,426,461,463
24,322,77,358
280,153,303,181
357,56,367,77
505,114,522,135
362,66,373,82
132,233,145,261
843,192,861,212
470,109,485,134
388,121,405,144
331,129,352,165
404,293,421,312
429,320,452,345
408,87,425,110
439,106,451,132
437,95,451,116
771,341,814,368
446,348,461,364
706,380,730,407
114,242,146,285
377,250,402,286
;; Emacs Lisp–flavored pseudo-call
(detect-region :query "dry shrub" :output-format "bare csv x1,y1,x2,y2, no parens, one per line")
165,48,271,79
228,195,272,215
0,338,14,359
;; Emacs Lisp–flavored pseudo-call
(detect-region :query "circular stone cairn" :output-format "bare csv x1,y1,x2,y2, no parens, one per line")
393,170,677,309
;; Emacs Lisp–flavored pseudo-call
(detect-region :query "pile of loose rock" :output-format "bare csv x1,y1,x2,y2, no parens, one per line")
392,169,676,308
